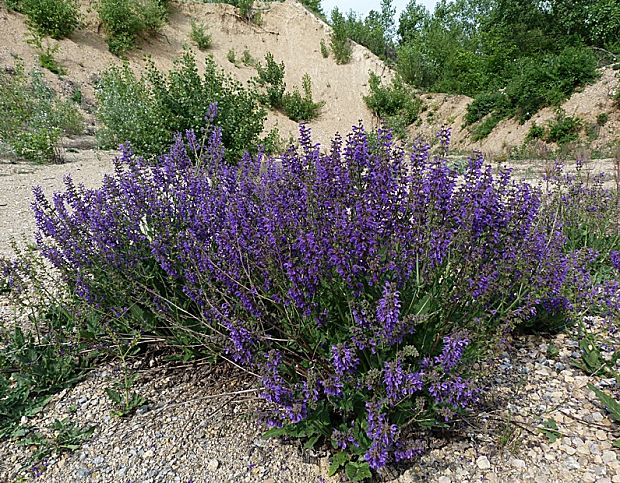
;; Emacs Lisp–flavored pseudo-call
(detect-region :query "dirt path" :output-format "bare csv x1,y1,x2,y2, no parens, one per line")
0,145,115,257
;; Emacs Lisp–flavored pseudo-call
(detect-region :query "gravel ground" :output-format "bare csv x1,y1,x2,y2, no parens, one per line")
0,138,114,257
1,148,619,482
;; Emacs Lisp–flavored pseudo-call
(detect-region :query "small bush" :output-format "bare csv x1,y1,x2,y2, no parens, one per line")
254,52,286,109
465,45,599,128
586,123,600,142
227,48,237,65
526,122,545,142
0,250,100,438
97,0,168,56
320,39,329,58
281,73,323,122
523,112,583,146
27,32,66,75
236,0,260,24
190,20,211,50
330,9,352,65
508,46,599,123
241,49,256,67
0,63,82,163
597,112,609,126
95,50,266,162
464,91,511,126
470,115,502,142
363,72,421,137
544,111,583,145
22,0,79,39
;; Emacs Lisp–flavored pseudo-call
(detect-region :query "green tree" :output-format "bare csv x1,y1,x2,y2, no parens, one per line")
397,1,429,44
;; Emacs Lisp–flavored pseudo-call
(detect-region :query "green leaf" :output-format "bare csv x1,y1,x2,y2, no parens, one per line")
588,384,620,422
613,439,620,449
104,387,121,405
327,452,348,477
25,395,53,416
262,427,287,439
345,461,372,481
303,434,321,450
539,418,561,443
574,335,605,375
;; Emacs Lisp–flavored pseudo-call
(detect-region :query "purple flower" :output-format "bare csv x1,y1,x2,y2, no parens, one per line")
434,335,469,372
364,401,398,469
611,250,620,270
331,343,359,377
376,282,401,342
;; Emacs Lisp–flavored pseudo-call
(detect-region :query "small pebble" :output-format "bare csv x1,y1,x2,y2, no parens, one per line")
476,455,491,470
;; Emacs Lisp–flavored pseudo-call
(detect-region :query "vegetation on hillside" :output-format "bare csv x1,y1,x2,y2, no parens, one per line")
328,0,619,139
97,0,169,56
0,62,82,163
4,0,80,39
252,52,324,122
95,50,267,162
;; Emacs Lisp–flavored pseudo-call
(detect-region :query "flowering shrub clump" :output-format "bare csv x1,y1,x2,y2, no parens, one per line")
541,159,620,327
24,115,618,475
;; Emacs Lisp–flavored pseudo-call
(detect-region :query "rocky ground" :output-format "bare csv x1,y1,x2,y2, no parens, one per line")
0,150,619,482
1,317,619,482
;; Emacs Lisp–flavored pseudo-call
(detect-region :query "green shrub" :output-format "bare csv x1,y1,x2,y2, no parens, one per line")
363,72,421,137
464,46,599,129
241,49,256,67
227,48,237,65
21,0,79,39
507,46,599,123
254,52,286,109
524,111,584,146
330,9,352,65
320,39,329,58
470,114,502,142
70,86,82,105
464,91,511,126
190,20,211,50
2,0,23,11
396,42,438,89
597,112,609,126
281,73,324,122
97,0,168,56
0,63,83,163
544,111,583,145
433,49,489,97
299,0,324,19
586,123,600,142
26,32,66,75
526,122,545,142
95,50,266,162
236,0,260,24
0,251,100,438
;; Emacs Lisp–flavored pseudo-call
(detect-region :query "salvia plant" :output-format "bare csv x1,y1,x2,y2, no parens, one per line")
9,108,619,477
541,159,620,328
